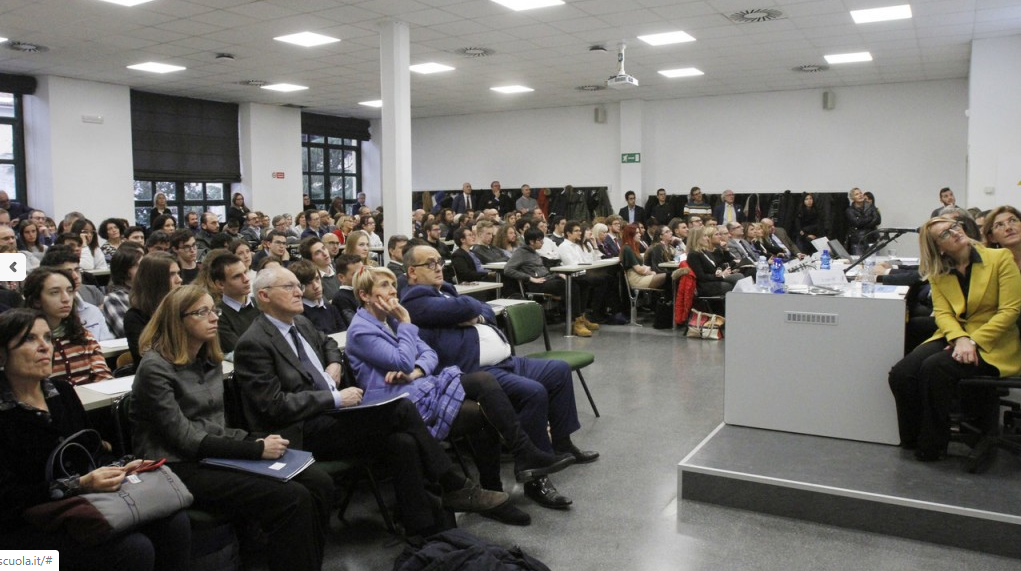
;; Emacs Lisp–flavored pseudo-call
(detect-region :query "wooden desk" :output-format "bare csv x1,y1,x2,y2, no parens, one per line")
550,258,620,336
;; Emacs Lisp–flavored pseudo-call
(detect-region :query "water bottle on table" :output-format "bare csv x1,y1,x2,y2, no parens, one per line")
860,259,876,297
820,249,831,270
770,257,786,294
755,256,770,292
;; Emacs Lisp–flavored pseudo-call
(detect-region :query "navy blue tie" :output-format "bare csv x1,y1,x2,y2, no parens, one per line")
289,326,331,392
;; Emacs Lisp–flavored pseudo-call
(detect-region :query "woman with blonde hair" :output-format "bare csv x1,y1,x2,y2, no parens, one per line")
131,285,333,571
343,229,376,266
981,205,1021,270
889,216,1021,461
686,225,740,297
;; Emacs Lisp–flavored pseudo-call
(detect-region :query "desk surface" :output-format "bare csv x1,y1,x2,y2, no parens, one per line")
99,338,129,358
482,262,507,271
551,258,619,273
76,361,235,411
454,281,503,295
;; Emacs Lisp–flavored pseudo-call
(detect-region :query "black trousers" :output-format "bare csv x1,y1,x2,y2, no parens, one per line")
303,398,454,535
888,340,999,454
170,461,332,571
526,275,582,316
575,272,610,318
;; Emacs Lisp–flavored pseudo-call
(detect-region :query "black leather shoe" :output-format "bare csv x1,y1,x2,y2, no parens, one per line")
514,452,575,483
524,476,572,510
554,442,600,464
479,502,531,526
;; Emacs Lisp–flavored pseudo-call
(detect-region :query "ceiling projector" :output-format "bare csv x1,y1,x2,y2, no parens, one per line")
606,43,638,89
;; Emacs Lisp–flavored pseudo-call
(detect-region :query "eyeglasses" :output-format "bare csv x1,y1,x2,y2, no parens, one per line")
262,283,305,294
935,222,962,242
992,216,1021,232
411,258,443,271
182,307,221,319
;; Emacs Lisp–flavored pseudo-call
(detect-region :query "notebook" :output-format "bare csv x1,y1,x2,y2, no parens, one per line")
200,448,315,482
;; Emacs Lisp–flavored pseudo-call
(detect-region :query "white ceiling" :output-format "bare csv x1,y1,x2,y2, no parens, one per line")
1,0,1019,120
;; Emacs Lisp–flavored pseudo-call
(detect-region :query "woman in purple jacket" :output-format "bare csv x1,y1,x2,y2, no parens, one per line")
345,266,574,522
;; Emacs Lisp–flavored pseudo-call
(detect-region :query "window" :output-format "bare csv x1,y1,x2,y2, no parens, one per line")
301,135,360,213
133,181,226,227
0,92,25,203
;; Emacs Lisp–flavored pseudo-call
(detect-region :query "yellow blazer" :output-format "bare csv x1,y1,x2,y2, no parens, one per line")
927,244,1021,377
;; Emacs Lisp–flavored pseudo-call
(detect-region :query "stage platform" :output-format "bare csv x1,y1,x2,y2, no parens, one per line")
678,424,1021,558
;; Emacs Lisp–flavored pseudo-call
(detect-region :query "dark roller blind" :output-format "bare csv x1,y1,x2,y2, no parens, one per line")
131,90,240,182
301,112,371,141
0,73,36,95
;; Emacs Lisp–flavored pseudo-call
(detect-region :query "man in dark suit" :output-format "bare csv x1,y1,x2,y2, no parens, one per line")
618,190,646,225
234,265,509,536
712,189,745,225
648,188,674,224
348,192,367,216
450,182,475,214
761,217,803,258
480,180,514,217
401,244,598,510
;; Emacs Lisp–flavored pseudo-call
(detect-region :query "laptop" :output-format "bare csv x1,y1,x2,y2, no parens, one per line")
827,239,853,260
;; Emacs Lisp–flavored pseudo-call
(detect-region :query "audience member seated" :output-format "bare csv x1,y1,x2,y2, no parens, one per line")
145,230,171,253
130,286,330,571
39,246,111,341
644,225,691,286
888,217,1021,461
22,268,112,386
471,221,508,264
387,234,409,278
347,266,576,524
712,226,755,278
151,214,177,236
683,186,712,218
97,218,126,263
210,252,257,356
226,239,256,298
505,228,589,337
125,253,182,364
558,221,618,325
290,260,345,335
70,218,107,273
745,222,783,258
17,220,47,268
982,206,1021,270
252,230,291,268
234,265,510,536
620,223,666,293
0,309,189,571
451,227,494,283
794,193,820,253
760,218,802,259
169,230,199,285
686,226,740,297
330,254,363,330
101,243,144,338
493,223,519,259
601,215,623,257
343,229,377,267
300,236,340,302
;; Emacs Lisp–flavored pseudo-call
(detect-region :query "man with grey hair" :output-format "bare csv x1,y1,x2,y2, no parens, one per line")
713,189,745,225
235,265,510,536
760,217,802,258
515,184,538,213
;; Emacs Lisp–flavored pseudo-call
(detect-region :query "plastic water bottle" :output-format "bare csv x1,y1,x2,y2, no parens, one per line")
861,259,876,297
820,249,831,270
674,249,683,263
770,257,786,294
755,256,770,292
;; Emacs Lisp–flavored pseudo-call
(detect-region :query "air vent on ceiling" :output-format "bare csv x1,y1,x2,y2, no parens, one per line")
727,8,785,23
280,104,307,109
792,64,829,73
7,41,49,54
455,47,495,58
238,80,268,87
576,85,606,91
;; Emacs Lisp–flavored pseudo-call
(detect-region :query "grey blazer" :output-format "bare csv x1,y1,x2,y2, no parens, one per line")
131,351,254,462
233,314,343,447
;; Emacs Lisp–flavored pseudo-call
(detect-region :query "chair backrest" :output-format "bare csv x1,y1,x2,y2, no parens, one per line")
115,351,134,370
504,301,551,350
221,372,249,430
111,392,134,456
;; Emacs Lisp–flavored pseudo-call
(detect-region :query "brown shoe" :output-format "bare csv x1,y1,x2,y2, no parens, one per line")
581,315,600,331
572,318,592,337
442,480,509,512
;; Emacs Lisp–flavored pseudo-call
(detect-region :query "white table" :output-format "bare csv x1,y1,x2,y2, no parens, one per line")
329,331,347,349
723,291,904,445
550,258,620,337
76,361,237,411
482,262,507,282
454,281,503,297
99,338,129,359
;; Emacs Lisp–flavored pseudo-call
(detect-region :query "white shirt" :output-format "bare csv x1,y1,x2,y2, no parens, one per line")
537,237,560,260
557,240,589,267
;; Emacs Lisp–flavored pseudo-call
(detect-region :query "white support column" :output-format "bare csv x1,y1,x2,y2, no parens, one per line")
619,99,644,203
379,20,413,243
967,35,1021,210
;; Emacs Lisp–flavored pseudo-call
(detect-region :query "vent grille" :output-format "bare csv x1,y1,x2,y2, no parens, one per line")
727,9,785,24
792,64,829,73
455,47,495,58
785,311,838,326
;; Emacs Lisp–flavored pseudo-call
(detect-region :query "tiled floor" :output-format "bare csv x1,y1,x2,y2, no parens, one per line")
315,319,1020,570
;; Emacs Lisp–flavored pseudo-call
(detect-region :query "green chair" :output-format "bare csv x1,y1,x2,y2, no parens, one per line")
503,301,600,417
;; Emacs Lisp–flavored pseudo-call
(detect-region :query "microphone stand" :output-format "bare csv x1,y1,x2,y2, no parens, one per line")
843,229,913,274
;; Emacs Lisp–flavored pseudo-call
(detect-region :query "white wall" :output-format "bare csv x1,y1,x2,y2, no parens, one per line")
238,103,302,220
24,76,134,222
967,35,1021,211
411,104,621,191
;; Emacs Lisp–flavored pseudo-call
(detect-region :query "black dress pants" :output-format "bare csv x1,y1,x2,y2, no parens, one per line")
888,340,999,454
170,461,332,571
302,398,455,535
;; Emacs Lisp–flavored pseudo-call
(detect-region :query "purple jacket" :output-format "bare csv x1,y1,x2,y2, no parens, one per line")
345,308,464,439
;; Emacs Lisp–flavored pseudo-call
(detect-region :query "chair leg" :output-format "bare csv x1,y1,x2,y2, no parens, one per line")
574,369,600,417
628,290,643,327
362,466,398,534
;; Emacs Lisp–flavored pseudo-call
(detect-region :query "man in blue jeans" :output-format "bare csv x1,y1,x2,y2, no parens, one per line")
400,244,599,513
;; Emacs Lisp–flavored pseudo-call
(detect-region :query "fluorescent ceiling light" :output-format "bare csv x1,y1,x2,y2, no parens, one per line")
490,85,534,94
490,0,564,11
97,0,156,6
851,4,912,24
261,83,308,92
359,100,383,108
658,67,704,78
410,62,455,74
638,31,696,46
273,32,340,47
127,62,186,74
824,52,873,64
0,37,7,43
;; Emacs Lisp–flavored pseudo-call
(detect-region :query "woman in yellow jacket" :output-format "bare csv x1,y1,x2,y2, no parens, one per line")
889,216,1021,461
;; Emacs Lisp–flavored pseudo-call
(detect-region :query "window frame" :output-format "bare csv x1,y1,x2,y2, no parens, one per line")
0,93,27,203
132,180,228,227
301,135,361,214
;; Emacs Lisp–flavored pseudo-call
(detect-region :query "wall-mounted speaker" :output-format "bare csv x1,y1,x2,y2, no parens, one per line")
823,90,835,110
594,106,607,123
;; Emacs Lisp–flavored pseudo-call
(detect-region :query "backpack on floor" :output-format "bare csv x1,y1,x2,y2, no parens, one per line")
393,529,551,571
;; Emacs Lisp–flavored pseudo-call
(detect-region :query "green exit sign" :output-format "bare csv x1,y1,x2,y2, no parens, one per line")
621,153,641,163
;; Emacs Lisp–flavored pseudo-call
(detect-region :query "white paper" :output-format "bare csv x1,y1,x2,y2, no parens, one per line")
269,462,286,471
83,376,135,395
807,269,847,287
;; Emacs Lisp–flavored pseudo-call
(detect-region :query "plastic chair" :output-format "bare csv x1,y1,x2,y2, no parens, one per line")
503,301,600,417
621,262,660,327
